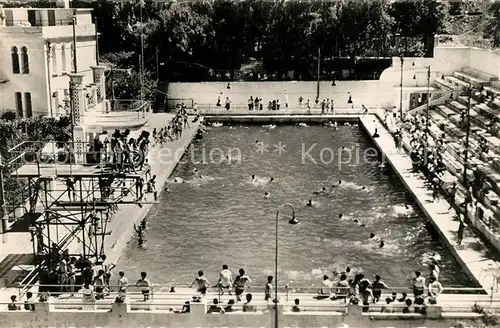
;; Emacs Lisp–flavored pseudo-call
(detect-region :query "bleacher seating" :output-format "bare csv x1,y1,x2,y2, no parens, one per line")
407,66,500,222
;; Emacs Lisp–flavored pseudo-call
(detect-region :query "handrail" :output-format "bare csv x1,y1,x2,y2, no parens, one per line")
406,90,454,116
14,283,486,293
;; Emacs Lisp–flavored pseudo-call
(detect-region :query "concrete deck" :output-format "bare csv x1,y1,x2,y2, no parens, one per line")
359,115,500,295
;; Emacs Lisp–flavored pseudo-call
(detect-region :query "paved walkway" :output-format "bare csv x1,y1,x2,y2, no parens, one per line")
360,115,500,295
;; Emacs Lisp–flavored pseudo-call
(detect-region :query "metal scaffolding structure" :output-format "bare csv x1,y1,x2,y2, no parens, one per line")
6,140,157,270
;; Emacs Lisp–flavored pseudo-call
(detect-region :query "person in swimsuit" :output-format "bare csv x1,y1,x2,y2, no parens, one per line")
136,271,151,301
234,268,252,302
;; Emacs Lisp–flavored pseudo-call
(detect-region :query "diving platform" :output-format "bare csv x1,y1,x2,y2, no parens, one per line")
13,164,145,179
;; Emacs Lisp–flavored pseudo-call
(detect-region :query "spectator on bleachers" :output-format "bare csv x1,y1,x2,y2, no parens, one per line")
402,298,412,313
207,298,224,314
381,297,394,313
242,293,256,312
24,292,35,311
292,298,301,312
8,295,20,311
414,296,426,314
224,299,235,312
319,275,333,296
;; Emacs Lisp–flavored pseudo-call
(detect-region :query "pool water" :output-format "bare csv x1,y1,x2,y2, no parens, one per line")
117,125,471,289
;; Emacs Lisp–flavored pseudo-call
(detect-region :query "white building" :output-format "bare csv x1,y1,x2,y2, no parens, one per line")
0,2,103,118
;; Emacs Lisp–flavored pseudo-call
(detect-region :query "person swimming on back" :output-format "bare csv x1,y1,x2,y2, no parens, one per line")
314,187,327,194
264,192,270,199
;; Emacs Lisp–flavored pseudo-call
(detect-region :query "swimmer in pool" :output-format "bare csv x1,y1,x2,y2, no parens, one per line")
269,177,275,183
289,217,300,224
264,192,270,199
193,168,199,174
306,199,314,206
198,174,204,179
379,240,385,248
332,180,342,188
370,233,375,239
313,187,327,194
251,175,257,183
338,213,343,220
164,187,171,193
360,186,366,191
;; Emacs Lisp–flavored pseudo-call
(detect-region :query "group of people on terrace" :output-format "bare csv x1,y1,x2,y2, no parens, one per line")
92,128,151,173
151,103,192,146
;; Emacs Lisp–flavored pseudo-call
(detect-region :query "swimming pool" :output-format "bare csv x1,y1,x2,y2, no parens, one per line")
117,124,472,289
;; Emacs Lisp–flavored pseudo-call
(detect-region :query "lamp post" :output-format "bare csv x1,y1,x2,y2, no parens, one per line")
399,54,404,121
463,83,473,184
275,203,298,328
425,66,431,147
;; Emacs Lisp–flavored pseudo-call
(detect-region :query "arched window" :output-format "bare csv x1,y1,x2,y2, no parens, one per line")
61,44,67,72
21,46,29,74
11,47,20,74
51,44,57,74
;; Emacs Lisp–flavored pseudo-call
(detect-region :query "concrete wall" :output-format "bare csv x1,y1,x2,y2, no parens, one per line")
167,81,395,109
469,48,500,79
0,303,480,328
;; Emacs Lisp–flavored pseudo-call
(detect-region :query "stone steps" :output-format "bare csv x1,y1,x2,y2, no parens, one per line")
462,67,499,83
453,71,490,88
445,76,471,89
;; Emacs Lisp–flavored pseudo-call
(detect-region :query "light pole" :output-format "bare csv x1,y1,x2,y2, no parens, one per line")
275,203,298,328
463,83,473,184
399,54,404,121
425,66,431,147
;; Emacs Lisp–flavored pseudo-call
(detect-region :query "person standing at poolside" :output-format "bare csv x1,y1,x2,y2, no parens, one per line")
218,265,233,295
136,271,151,301
190,270,211,296
234,268,252,302
265,276,273,303
457,217,465,245
411,271,425,298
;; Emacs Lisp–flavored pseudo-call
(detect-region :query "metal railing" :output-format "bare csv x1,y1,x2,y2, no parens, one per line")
406,90,454,116
5,19,75,27
189,104,374,116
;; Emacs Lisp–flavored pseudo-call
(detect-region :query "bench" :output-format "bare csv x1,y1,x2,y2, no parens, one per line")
462,67,499,82
437,105,458,117
445,76,471,88
453,71,489,87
